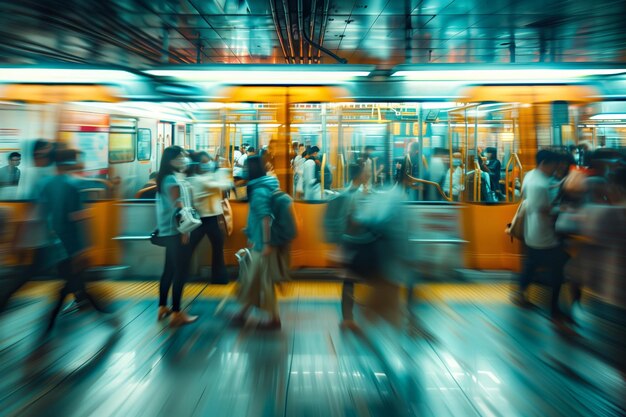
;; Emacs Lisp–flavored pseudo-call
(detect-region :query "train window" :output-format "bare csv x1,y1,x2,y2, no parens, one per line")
109,132,135,163
137,128,152,161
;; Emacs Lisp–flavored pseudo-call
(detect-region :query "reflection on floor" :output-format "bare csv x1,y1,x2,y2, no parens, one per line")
0,282,624,417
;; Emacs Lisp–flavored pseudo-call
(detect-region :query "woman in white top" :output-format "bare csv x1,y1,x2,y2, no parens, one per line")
186,151,234,284
443,153,465,201
292,144,306,198
303,146,321,200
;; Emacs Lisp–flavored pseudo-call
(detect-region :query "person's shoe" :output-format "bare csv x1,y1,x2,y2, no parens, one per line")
511,291,533,309
340,319,359,331
551,309,575,325
157,306,172,321
257,319,281,330
170,311,198,327
212,278,230,285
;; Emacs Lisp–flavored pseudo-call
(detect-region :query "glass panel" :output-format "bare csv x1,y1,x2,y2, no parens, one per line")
137,128,152,161
109,132,135,163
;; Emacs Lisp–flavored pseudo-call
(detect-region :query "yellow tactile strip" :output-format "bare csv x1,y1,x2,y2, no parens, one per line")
11,281,545,303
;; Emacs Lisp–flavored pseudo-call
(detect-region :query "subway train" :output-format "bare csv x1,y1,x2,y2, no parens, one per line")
1,65,625,310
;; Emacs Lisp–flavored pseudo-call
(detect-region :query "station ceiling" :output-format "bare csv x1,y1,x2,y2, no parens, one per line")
1,0,626,67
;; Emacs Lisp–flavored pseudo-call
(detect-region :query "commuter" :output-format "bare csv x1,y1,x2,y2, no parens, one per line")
0,141,58,314
443,152,464,201
0,152,21,187
334,161,370,327
428,148,448,200
262,139,277,173
234,146,254,181
234,156,291,329
484,147,502,199
512,150,570,323
39,149,110,332
303,146,321,200
233,146,242,166
292,143,306,199
155,146,198,326
186,151,232,284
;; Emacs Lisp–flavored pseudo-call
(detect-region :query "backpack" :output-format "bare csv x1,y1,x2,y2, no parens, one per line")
269,190,297,246
322,190,353,244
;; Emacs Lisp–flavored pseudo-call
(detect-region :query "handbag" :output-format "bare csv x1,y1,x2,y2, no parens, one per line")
150,229,167,247
221,199,234,236
175,178,202,234
506,201,526,242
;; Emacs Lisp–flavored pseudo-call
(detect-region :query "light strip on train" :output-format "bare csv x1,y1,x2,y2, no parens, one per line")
0,68,139,83
391,68,626,83
589,113,626,120
145,70,371,84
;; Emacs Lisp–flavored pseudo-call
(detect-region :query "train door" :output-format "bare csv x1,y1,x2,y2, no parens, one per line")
155,122,173,168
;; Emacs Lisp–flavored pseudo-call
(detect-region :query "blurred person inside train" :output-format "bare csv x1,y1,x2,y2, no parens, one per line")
292,143,306,199
233,146,242,165
39,148,111,332
303,146,321,200
484,147,502,200
154,146,198,326
443,152,465,201
233,155,292,330
185,151,232,284
512,150,571,323
16,139,56,199
362,145,383,190
233,145,254,182
137,172,158,199
0,151,21,188
426,148,448,200
261,139,277,174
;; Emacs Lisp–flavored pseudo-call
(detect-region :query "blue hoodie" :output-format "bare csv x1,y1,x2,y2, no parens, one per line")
246,175,280,251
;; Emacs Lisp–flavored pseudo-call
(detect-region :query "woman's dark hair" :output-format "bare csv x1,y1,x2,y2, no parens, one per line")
246,155,266,182
156,145,184,192
348,161,365,182
188,150,211,176
485,147,497,158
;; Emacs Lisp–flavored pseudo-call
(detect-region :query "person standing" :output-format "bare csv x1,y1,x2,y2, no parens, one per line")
302,146,321,200
0,152,21,187
443,152,465,201
155,146,198,327
186,151,233,284
512,150,570,322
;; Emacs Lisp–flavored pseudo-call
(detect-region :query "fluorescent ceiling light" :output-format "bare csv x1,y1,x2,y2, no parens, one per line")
392,68,626,83
0,68,138,84
421,102,461,109
589,113,626,120
145,69,370,84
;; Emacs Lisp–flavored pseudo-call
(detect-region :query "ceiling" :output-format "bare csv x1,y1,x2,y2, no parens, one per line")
1,0,626,67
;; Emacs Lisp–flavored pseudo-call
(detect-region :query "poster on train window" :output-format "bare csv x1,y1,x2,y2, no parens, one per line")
78,132,108,171
137,129,151,161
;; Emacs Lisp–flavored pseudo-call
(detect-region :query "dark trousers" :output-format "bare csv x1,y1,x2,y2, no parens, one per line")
519,245,569,314
341,280,355,321
47,256,104,330
188,216,228,283
159,235,191,312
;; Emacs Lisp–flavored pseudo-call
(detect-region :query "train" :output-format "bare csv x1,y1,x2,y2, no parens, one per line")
1,64,625,298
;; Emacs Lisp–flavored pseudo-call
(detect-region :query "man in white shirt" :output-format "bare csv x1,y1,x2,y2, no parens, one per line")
303,146,321,200
513,150,570,322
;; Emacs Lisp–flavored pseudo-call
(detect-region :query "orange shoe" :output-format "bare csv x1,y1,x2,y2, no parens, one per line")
170,311,198,327
157,306,172,321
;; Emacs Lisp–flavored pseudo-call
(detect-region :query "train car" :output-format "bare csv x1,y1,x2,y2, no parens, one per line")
1,65,624,308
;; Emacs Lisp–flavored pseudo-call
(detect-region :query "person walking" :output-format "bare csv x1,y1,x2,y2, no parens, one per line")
512,150,570,323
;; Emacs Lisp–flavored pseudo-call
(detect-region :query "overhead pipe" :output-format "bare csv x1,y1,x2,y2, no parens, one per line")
297,0,304,63
317,0,330,62
308,0,318,63
10,4,165,64
281,0,297,64
269,0,290,63
302,15,347,64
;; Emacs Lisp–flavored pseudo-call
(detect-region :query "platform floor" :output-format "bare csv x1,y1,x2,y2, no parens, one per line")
0,282,624,417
